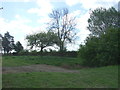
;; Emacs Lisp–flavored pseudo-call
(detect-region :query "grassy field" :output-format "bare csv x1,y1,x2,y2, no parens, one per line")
2,56,82,69
2,56,119,88
3,65,118,88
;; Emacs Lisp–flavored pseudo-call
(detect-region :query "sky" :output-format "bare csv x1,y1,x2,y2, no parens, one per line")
0,0,119,51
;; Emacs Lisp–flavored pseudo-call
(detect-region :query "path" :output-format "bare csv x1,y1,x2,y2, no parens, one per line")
2,64,79,74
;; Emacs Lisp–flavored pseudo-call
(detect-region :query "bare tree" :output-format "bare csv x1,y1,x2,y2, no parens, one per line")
48,8,77,51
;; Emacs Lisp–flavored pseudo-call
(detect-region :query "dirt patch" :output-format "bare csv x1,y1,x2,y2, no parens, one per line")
2,64,80,74
61,63,89,69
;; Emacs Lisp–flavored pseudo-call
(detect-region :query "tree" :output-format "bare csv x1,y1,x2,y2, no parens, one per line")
2,32,15,54
78,6,119,67
48,8,77,52
87,7,119,36
14,41,23,53
26,31,59,53
0,34,2,54
78,28,119,67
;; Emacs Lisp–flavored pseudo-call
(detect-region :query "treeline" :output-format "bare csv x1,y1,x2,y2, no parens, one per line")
0,32,77,57
13,50,77,57
78,7,120,67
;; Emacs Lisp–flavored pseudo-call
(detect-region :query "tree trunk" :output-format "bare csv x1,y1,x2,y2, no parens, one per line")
60,41,65,52
40,47,44,56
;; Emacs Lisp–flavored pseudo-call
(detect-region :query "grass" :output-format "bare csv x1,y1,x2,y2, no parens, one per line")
2,65,118,88
2,56,82,69
2,56,119,88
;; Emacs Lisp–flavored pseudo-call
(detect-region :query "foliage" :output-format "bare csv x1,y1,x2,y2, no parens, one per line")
14,41,23,53
2,32,15,54
48,8,77,51
19,50,29,55
78,28,119,67
26,31,59,53
10,49,77,58
88,7,119,36
78,6,119,67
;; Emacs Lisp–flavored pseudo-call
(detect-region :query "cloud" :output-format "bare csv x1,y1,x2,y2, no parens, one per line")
0,0,32,2
65,0,79,6
65,0,119,9
0,15,45,49
27,0,53,17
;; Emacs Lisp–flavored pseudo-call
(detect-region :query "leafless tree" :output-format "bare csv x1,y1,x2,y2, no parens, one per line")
48,8,77,51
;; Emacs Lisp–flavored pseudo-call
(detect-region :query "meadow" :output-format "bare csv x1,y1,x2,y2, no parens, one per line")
2,56,82,69
2,56,119,88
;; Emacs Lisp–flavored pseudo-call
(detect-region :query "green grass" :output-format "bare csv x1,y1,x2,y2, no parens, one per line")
3,65,118,88
2,56,82,69
2,56,119,88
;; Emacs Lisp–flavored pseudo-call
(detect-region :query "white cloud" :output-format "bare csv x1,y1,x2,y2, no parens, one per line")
37,17,51,24
15,14,32,23
0,0,32,2
27,8,40,14
69,10,81,17
77,14,91,43
65,0,79,6
27,0,53,17
65,0,119,9
0,15,45,49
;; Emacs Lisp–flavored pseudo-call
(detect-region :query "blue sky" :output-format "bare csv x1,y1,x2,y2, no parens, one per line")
0,0,119,51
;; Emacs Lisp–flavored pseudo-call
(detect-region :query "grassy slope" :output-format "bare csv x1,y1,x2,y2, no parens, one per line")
2,56,119,88
3,65,118,88
2,56,82,68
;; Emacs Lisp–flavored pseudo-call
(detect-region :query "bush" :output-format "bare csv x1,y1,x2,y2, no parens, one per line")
17,49,77,57
78,28,119,67
19,50,29,55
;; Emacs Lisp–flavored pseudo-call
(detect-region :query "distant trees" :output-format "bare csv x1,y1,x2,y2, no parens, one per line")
78,7,119,67
14,41,24,53
2,32,14,54
48,8,77,52
1,32,23,54
0,34,2,53
26,31,59,53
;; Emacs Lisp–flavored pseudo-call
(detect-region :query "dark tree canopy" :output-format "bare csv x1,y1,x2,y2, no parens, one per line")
2,32,15,54
78,6,120,67
78,28,119,67
87,7,119,36
14,41,23,53
48,8,77,51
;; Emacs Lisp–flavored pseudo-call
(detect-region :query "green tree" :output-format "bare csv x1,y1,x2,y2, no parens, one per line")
97,28,119,65
2,32,15,54
88,7,119,36
26,31,59,53
78,6,119,67
78,36,100,67
0,34,2,53
14,41,23,53
48,8,77,52
78,28,119,67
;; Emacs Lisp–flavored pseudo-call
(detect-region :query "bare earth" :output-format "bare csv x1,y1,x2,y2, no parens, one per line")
2,64,79,74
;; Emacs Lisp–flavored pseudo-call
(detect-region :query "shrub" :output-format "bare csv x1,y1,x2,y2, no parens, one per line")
78,28,119,67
